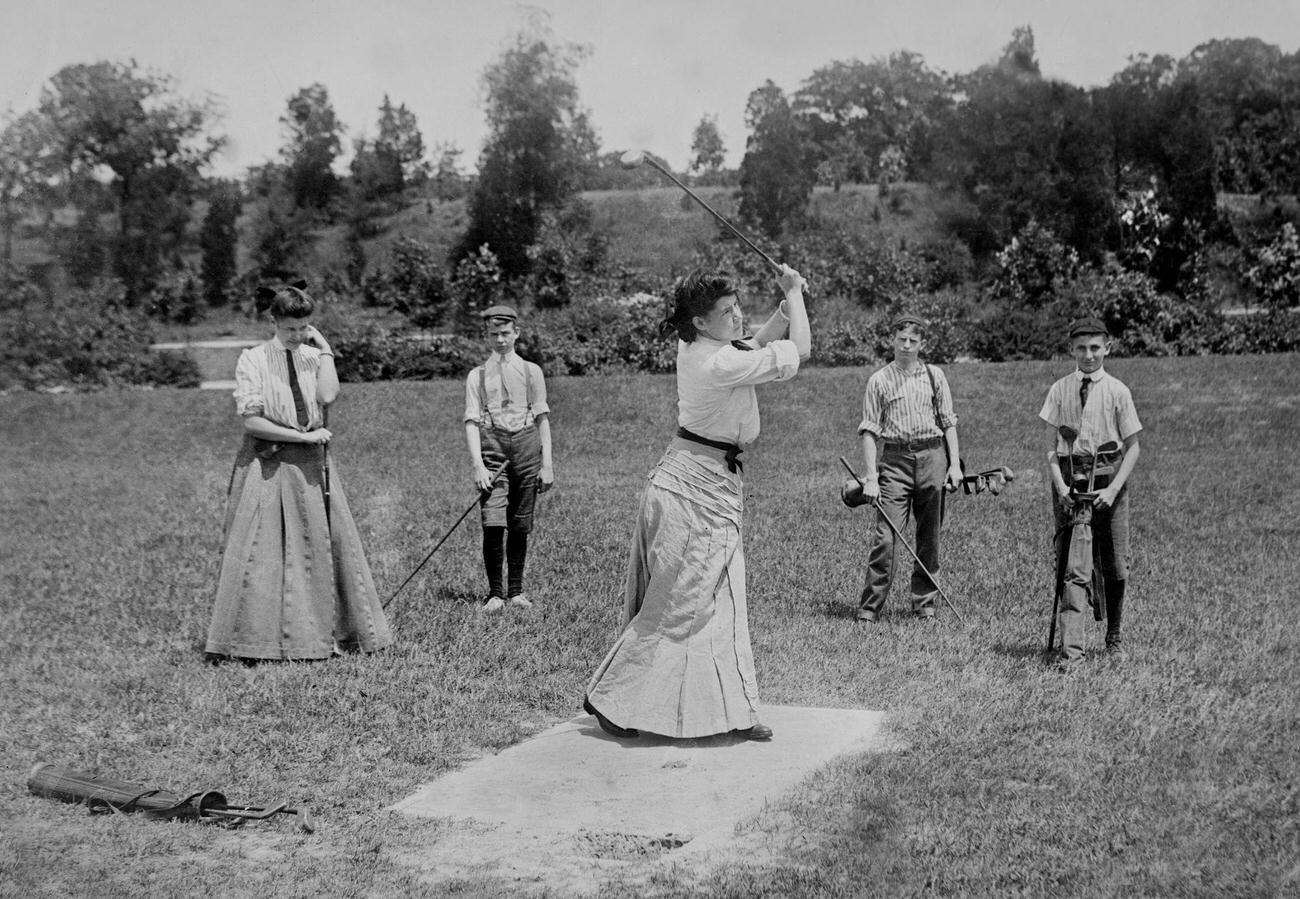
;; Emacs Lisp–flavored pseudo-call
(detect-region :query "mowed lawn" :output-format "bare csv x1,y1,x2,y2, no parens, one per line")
0,355,1296,897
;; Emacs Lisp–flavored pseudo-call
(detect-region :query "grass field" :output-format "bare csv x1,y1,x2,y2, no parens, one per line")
1,354,1297,897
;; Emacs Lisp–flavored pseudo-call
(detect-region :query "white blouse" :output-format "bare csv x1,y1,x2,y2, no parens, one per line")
676,336,800,447
232,337,325,430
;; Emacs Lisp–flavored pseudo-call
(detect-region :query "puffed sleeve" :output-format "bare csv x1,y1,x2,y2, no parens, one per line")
706,339,800,388
233,348,265,417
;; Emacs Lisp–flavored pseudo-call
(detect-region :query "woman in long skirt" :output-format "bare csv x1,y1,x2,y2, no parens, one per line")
584,264,810,740
205,282,392,661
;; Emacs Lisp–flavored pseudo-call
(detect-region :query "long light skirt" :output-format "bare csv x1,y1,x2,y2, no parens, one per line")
585,450,760,737
205,438,393,660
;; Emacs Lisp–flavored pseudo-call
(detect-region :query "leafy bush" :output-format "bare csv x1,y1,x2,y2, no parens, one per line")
0,281,201,391
1205,310,1300,354
331,326,481,382
990,220,1081,307
1243,221,1300,309
1063,262,1217,357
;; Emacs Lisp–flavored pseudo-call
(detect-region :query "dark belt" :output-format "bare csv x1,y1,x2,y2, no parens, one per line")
882,436,943,452
676,426,743,473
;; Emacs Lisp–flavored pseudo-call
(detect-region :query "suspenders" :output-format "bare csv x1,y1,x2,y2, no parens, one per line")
478,360,535,431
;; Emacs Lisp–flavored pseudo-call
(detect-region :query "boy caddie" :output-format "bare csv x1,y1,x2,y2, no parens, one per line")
855,314,963,623
1040,317,1142,665
464,305,554,612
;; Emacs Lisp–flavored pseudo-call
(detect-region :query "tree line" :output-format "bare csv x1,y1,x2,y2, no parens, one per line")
2,22,1299,328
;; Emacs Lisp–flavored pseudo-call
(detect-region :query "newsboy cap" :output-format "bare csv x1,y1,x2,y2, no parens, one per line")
480,305,518,323
891,313,926,332
1068,317,1109,339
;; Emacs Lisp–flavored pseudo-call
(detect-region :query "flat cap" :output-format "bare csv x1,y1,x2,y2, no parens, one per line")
1068,316,1108,339
480,305,518,323
891,313,927,332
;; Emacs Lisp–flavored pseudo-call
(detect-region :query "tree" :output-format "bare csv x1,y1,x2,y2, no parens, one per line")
280,83,344,212
689,114,726,175
455,17,598,278
936,31,1113,259
0,111,55,271
376,95,428,186
794,52,950,188
738,80,816,239
36,60,222,302
199,179,241,305
430,141,467,200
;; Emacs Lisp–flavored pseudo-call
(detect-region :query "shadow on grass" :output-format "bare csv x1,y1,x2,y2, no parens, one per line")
988,640,1054,662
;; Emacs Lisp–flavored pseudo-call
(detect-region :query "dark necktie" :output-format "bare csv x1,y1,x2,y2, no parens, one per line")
1079,376,1092,410
731,339,755,351
286,349,309,427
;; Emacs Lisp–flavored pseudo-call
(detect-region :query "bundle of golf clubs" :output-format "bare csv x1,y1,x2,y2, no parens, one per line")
1046,426,1121,651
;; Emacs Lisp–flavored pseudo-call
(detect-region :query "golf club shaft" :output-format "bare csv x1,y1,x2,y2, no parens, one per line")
383,461,508,610
643,158,783,273
838,456,964,622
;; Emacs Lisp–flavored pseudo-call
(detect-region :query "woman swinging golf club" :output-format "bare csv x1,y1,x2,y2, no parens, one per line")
583,264,809,742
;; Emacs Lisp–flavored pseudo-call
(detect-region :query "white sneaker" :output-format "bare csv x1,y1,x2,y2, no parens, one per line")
481,596,505,612
508,594,532,609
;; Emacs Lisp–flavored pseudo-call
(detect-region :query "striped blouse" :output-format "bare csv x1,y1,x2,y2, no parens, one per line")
232,338,326,430
858,361,958,441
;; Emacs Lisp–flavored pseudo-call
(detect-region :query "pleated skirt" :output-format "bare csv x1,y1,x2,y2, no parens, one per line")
205,437,393,660
585,445,760,737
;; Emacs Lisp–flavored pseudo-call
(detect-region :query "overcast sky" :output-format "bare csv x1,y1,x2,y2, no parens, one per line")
4,0,1299,177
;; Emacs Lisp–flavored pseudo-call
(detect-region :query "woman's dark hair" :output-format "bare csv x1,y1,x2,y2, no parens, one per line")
254,280,314,319
660,269,739,342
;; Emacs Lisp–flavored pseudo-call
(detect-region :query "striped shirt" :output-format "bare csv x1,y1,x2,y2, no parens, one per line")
464,352,550,433
232,338,325,430
677,336,800,446
858,361,957,441
1039,368,1141,455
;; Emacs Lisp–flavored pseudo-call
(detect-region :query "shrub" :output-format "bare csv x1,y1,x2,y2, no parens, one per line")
1205,310,1300,354
0,281,201,391
1243,221,1300,309
331,326,481,382
990,220,1080,308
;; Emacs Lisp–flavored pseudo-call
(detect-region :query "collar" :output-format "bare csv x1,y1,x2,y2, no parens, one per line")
892,359,926,376
490,350,519,365
271,336,289,352
1075,368,1106,383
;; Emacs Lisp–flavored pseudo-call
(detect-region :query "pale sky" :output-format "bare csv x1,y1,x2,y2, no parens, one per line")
3,0,1299,177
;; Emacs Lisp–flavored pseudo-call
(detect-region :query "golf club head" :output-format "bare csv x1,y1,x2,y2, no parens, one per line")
1001,466,1016,481
1058,425,1078,443
619,149,647,169
1096,441,1120,454
841,477,869,508
988,477,1002,496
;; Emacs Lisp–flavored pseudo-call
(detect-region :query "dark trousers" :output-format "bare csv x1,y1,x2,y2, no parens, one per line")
478,424,541,533
859,443,947,615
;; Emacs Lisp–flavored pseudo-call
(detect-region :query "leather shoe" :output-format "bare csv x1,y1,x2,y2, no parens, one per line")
737,723,773,741
583,697,638,738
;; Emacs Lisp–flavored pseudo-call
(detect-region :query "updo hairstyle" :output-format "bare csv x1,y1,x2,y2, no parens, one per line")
254,280,315,320
659,269,740,342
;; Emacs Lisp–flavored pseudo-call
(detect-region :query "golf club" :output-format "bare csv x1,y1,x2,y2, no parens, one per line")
838,456,965,623
383,460,508,610
1058,425,1079,491
1087,440,1121,495
620,149,783,274
321,405,331,525
1048,425,1077,653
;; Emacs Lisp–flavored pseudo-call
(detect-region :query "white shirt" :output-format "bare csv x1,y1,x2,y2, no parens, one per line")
676,336,800,446
1038,367,1142,455
463,351,550,432
233,337,325,430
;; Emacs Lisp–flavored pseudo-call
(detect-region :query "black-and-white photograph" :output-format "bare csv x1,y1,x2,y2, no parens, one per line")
2,0,1297,894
